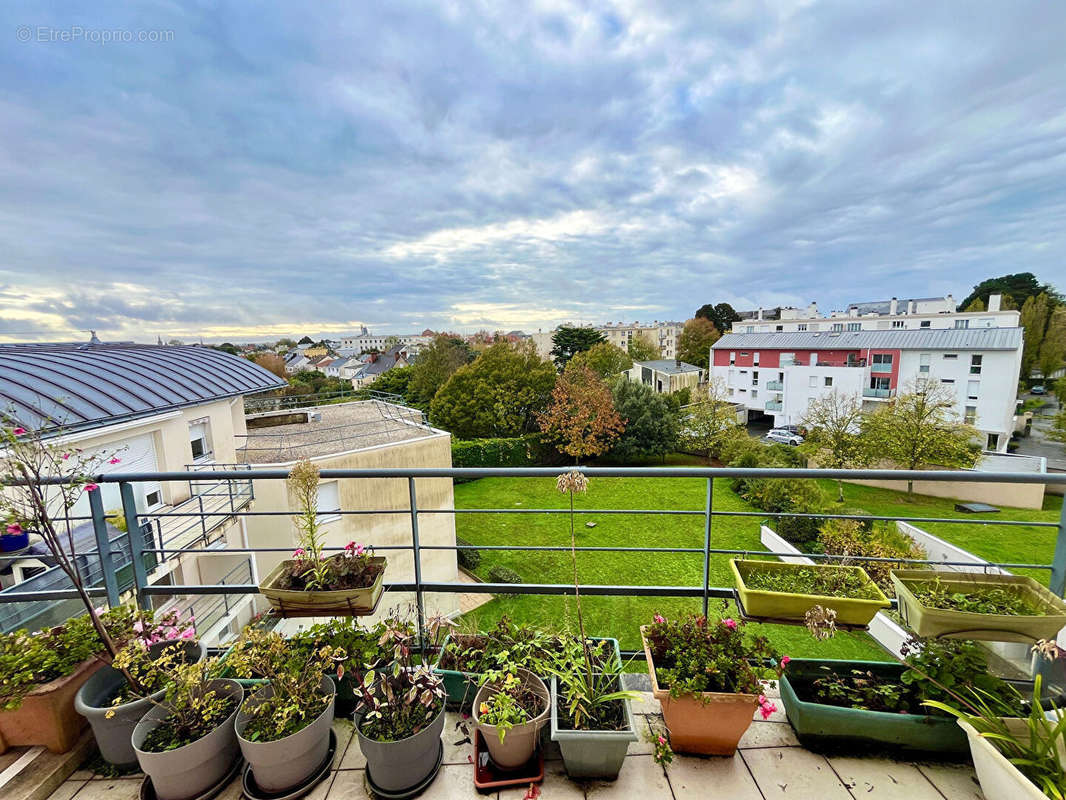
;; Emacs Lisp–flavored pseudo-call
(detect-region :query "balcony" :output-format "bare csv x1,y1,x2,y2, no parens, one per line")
863,387,895,399
765,400,782,410
870,362,893,373
765,380,783,391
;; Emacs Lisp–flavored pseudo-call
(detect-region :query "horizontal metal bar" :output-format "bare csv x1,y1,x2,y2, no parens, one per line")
134,582,739,599
0,587,109,602
713,510,1059,528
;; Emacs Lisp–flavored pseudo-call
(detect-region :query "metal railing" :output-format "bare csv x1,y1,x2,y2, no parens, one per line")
863,387,895,398
870,363,894,374
765,400,783,411
244,389,407,415
2,466,1065,655
765,380,783,391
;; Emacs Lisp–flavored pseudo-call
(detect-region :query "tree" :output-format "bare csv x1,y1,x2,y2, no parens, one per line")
695,302,740,333
167,338,184,346
568,341,632,379
550,327,606,370
213,342,240,355
962,298,986,312
383,335,401,349
1049,408,1066,449
1020,293,1053,379
251,353,287,379
297,335,314,345
678,378,741,461
626,334,660,362
370,365,413,399
275,337,297,350
1036,307,1066,381
861,379,980,494
800,390,867,502
407,336,475,406
430,341,557,438
608,379,678,461
958,272,1059,311
537,364,624,462
677,317,720,369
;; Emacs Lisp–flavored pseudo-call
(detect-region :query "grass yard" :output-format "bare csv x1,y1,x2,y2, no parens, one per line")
452,467,1062,662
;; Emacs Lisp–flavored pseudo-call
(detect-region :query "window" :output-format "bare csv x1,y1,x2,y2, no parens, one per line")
846,322,861,331
316,481,341,522
752,370,759,385
824,376,833,387
740,352,749,357
920,320,931,328
780,352,796,366
145,490,162,507
775,325,783,332
831,323,844,332
954,319,970,329
943,353,958,360
797,323,807,331
746,326,755,333
809,375,818,388
987,433,1000,450
188,420,212,462
872,353,893,365
753,352,760,365
964,406,977,425
919,353,931,373
970,354,982,374
727,388,734,397
967,380,980,400
941,378,955,384
751,389,758,399
729,351,736,365
870,376,891,390
892,320,905,328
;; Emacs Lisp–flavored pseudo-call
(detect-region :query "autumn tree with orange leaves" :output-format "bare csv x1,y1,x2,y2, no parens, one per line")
537,364,625,463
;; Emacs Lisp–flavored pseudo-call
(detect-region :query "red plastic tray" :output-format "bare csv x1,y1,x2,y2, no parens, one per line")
472,729,544,793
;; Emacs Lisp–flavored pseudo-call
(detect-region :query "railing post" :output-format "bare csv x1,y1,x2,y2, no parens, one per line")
702,477,713,618
88,487,121,609
199,496,207,544
119,482,149,609
407,477,426,655
1051,499,1066,598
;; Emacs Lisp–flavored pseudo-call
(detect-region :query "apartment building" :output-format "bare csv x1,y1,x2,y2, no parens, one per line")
710,324,1024,453
339,326,431,355
597,320,683,359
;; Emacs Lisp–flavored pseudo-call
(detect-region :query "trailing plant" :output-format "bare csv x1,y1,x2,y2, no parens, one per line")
742,565,882,600
226,628,345,742
355,615,446,742
911,577,1045,616
477,669,546,743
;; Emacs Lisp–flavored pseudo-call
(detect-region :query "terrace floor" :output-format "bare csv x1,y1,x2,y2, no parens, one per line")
49,686,984,800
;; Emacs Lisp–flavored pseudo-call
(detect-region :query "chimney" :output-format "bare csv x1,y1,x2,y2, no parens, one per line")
988,293,1002,312
908,300,916,314
757,307,763,321
889,297,898,315
808,301,818,317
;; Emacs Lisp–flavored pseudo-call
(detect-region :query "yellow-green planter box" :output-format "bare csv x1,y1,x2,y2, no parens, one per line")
730,559,890,627
259,556,386,617
890,570,1066,642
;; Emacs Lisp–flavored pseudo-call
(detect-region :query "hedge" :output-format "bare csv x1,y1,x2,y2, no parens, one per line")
450,434,561,475
455,536,481,571
488,565,523,596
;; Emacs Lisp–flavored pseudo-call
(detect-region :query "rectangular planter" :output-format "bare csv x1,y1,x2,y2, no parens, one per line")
731,559,890,627
779,659,969,756
259,556,386,617
891,570,1066,642
433,634,621,707
0,656,104,754
549,677,637,779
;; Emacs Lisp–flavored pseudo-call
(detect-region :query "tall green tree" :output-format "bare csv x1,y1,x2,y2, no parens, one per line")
958,272,1059,311
609,379,678,461
1020,293,1053,379
550,327,606,370
568,341,633,379
677,317,720,369
861,379,980,494
1037,307,1066,381
370,364,413,399
678,378,741,461
695,302,740,333
800,390,867,502
430,341,557,438
626,334,660,362
407,335,474,406
537,364,624,462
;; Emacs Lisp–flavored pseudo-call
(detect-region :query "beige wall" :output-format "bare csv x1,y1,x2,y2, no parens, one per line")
245,432,459,621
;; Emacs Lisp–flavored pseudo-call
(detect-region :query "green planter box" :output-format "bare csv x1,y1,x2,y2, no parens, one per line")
731,559,890,627
780,659,969,756
433,635,622,707
891,570,1066,642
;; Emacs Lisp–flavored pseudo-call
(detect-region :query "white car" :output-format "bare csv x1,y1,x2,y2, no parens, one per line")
766,428,804,446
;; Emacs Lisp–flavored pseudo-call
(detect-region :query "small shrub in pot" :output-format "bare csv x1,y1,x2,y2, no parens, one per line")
474,667,550,769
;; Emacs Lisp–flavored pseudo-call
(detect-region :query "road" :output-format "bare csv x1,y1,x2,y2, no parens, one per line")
1013,392,1065,470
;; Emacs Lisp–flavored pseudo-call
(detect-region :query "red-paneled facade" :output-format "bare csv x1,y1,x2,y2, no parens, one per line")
712,347,903,388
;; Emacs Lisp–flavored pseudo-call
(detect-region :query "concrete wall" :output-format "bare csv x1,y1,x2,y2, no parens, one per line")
245,431,459,622
844,472,1045,510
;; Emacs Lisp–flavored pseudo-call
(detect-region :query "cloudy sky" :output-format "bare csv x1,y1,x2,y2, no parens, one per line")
1,1,1064,343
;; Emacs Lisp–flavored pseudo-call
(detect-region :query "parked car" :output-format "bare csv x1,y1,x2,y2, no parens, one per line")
1031,385,1046,395
766,428,804,446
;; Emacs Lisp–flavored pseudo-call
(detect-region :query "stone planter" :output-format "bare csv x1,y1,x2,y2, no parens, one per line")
958,719,1045,800
641,626,756,756
75,640,206,767
236,675,336,794
259,557,386,617
0,656,104,754
357,702,445,793
731,559,890,627
549,678,636,780
473,668,550,770
132,679,244,800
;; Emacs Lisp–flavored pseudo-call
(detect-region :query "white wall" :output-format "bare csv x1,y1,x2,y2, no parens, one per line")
777,365,866,427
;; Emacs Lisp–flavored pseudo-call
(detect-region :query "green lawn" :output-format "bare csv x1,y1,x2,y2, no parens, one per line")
452,469,1062,662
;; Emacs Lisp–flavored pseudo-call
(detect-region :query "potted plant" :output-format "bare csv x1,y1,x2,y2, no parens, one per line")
0,606,137,754
779,637,1027,756
74,611,204,767
259,460,386,616
730,558,890,626
473,666,551,770
547,470,639,780
641,606,783,756
123,648,244,800
891,570,1066,641
228,628,344,794
354,615,448,795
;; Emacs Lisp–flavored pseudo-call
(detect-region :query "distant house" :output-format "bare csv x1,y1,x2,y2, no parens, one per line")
627,359,703,393
284,352,312,373
350,345,411,388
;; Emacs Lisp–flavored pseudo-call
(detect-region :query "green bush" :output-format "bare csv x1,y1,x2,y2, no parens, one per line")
488,564,523,597
455,537,481,571
818,518,926,594
450,434,559,472
773,514,824,551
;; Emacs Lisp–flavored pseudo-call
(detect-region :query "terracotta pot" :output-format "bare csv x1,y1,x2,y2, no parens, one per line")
640,626,757,756
0,656,104,754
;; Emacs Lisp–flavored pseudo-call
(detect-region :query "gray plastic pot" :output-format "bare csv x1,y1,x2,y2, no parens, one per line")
357,702,445,793
473,668,550,770
132,680,244,800
236,675,335,794
549,678,637,780
75,640,207,767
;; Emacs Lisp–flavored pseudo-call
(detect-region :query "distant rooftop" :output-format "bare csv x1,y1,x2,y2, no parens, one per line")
635,359,702,374
238,400,440,464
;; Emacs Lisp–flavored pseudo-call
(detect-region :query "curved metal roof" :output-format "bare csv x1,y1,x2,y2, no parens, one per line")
0,343,286,433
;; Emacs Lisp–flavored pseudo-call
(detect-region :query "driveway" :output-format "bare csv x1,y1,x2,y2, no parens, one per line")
1013,392,1065,470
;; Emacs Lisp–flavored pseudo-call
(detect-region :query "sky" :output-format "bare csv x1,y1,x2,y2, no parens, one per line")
1,1,1065,344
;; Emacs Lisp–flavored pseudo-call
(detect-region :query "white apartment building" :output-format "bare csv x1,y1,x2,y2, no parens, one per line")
338,326,431,355
597,321,683,359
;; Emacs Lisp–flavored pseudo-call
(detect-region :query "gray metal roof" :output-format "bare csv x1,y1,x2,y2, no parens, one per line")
635,359,702,374
712,327,1023,351
0,343,286,434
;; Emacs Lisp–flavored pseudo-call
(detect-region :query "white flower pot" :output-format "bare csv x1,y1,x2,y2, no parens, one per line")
957,719,1045,800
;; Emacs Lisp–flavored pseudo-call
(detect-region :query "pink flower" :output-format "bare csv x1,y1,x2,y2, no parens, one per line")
760,702,777,720
5,523,21,535
758,694,767,705
653,613,665,624
723,618,737,630
84,483,99,492
109,457,121,465
657,735,666,745
781,656,791,667
12,427,26,435
62,453,70,460
293,548,306,558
